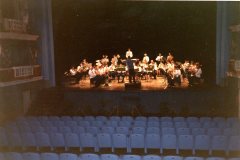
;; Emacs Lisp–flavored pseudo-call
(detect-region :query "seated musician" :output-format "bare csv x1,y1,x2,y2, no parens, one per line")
149,60,157,79
69,66,81,84
142,53,150,64
88,66,102,87
158,62,167,76
108,63,116,80
116,63,125,83
166,69,175,87
188,62,202,86
155,53,165,64
99,65,110,86
126,48,133,58
166,52,174,63
173,65,182,86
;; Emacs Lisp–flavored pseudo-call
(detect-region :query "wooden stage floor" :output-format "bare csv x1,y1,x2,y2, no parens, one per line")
64,76,190,91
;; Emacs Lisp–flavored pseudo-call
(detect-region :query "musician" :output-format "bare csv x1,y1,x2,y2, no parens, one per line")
155,53,165,64
173,65,182,86
111,54,118,66
188,62,202,86
149,60,157,79
158,62,167,76
101,55,109,66
126,56,136,83
126,48,133,58
108,63,116,80
142,53,150,64
116,63,125,83
69,66,81,84
166,52,174,63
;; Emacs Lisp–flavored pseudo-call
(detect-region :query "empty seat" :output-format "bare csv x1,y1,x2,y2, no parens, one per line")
101,126,115,134
132,127,145,134
64,121,77,127
202,122,216,129
0,131,8,148
22,152,41,160
78,121,90,127
161,122,174,128
50,132,65,150
133,121,146,127
194,135,210,155
162,156,183,160
191,128,205,136
129,133,145,152
71,126,85,134
142,155,161,160
207,128,222,136
97,133,112,152
35,132,51,151
186,117,199,123
210,135,227,155
122,155,141,160
31,126,45,133
147,127,160,134
5,152,23,160
213,117,225,123
79,133,97,152
175,122,188,128
96,116,108,121
59,153,78,160
91,120,104,127
8,132,22,149
52,121,65,127
80,153,100,160
72,116,83,121
21,132,37,150
110,116,121,121
101,154,119,160
135,116,147,121
45,126,58,134
161,134,177,154
160,117,172,122
84,116,95,121
147,121,160,127
199,117,211,123
112,133,128,152
121,116,134,122
228,135,240,155
205,157,225,160
65,133,80,151
41,153,59,160
86,126,100,135
60,116,72,121
178,135,194,154
58,126,72,134
119,121,132,127
162,127,175,135
148,117,159,121
184,157,204,160
145,133,161,153
173,117,185,122
176,128,190,135
116,127,129,134
188,122,201,128
105,120,118,127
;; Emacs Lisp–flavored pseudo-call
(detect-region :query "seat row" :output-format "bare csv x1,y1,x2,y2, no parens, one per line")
1,152,239,160
4,120,240,132
15,116,240,124
1,131,240,155
2,125,240,137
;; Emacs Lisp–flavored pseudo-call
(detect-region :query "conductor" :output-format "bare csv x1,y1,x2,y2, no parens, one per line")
126,56,136,83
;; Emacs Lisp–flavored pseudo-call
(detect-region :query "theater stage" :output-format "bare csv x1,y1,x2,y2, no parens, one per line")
63,76,189,91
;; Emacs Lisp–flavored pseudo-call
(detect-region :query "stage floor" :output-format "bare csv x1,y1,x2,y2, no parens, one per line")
64,76,189,91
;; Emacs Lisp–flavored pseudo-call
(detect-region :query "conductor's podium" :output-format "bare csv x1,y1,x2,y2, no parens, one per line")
124,81,141,89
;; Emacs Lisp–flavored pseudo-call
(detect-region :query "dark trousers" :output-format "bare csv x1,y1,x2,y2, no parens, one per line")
128,68,136,83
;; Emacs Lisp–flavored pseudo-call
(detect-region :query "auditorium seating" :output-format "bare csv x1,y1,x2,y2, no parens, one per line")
0,116,239,157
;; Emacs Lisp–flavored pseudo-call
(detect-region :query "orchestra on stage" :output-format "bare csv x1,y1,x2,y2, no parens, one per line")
64,49,203,88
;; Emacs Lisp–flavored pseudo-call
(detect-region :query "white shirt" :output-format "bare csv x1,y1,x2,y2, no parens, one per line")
70,68,77,75
88,69,96,79
143,56,149,64
126,50,133,58
174,69,181,77
195,68,202,78
156,55,163,62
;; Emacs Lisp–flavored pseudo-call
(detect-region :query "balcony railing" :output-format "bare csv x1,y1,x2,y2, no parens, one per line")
3,18,27,33
13,66,34,77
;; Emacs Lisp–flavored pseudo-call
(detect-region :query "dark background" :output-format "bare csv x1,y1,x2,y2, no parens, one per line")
52,1,216,85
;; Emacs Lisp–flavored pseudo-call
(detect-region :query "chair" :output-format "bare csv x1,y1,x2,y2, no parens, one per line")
48,116,60,121
4,152,23,160
122,155,141,160
207,128,222,136
176,128,190,135
202,122,216,129
175,122,188,128
19,125,32,133
135,116,147,121
199,117,211,123
101,126,115,134
50,132,65,150
148,117,159,121
58,126,72,134
161,122,174,128
160,117,172,122
40,121,53,127
147,127,160,134
80,153,100,160
71,126,85,134
210,135,227,155
132,127,145,134
161,134,177,154
31,126,45,133
178,135,194,154
186,117,199,123
0,131,8,148
60,116,72,121
78,120,90,127
35,132,52,151
96,116,108,121
44,126,58,134
59,153,78,160
79,133,97,152
101,154,119,160
97,133,112,152
188,122,201,128
65,121,78,128
147,121,160,127
41,153,59,160
21,132,37,150
91,120,104,127
133,121,146,127
86,126,100,135
72,116,83,121
119,121,132,127
212,117,225,123
173,117,185,122
64,133,80,151
162,156,183,160
205,157,225,160
8,132,22,149
145,133,161,153
105,120,118,127
112,133,128,152
184,157,204,160
162,127,175,135
227,135,240,155
191,128,205,136
142,155,161,160
194,135,210,155
129,133,145,153
22,152,41,160
116,127,129,134
84,116,95,121
223,128,239,136
121,116,134,122
110,116,121,121
216,121,230,128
